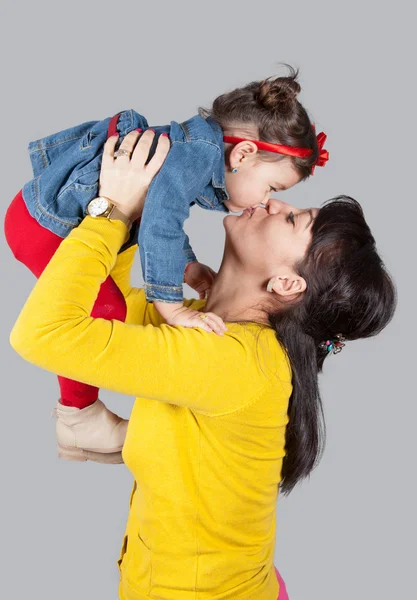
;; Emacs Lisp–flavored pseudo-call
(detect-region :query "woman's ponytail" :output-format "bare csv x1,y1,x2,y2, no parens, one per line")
270,316,325,495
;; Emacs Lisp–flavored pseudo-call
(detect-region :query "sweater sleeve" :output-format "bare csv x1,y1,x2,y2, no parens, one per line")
10,217,276,415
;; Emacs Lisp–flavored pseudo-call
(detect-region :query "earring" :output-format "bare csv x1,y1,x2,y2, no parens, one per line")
266,278,276,293
231,167,238,173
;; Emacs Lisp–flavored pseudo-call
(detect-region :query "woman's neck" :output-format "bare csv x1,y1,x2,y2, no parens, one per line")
204,259,269,324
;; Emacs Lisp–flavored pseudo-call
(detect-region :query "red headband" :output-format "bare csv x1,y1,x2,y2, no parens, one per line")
223,129,329,174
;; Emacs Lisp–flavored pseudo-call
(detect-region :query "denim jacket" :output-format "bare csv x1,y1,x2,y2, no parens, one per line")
22,109,229,302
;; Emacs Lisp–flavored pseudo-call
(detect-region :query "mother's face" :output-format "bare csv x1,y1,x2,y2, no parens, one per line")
223,199,319,274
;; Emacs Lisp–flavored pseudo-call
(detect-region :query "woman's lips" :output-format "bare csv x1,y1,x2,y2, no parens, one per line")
243,207,255,216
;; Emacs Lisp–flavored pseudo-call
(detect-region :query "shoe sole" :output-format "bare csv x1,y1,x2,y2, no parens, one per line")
57,444,123,464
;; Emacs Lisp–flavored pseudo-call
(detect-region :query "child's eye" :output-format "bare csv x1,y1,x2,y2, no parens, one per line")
269,186,277,193
287,211,295,226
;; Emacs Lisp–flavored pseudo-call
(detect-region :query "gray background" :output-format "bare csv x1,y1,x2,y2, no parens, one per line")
1,1,414,598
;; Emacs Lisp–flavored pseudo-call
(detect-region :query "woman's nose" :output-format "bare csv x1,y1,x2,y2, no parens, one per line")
265,198,294,214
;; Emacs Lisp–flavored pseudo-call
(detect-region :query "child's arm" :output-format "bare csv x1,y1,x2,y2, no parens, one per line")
109,246,223,333
137,138,220,305
156,259,225,335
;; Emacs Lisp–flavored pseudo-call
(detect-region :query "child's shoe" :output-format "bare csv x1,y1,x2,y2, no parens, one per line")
54,399,128,463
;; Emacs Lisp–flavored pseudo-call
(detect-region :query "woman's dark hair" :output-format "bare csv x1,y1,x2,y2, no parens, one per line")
200,64,318,179
270,196,397,495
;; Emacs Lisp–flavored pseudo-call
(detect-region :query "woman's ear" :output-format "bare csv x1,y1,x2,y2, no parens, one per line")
267,273,307,297
228,141,258,170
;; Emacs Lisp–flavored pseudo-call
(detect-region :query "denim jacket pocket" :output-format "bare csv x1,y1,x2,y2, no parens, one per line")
81,130,100,150
52,172,100,226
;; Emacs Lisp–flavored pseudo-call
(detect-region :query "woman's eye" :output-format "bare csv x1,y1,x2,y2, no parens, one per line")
287,211,295,226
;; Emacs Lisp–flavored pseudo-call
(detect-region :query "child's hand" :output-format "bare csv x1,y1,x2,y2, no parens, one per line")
184,261,217,299
154,302,227,335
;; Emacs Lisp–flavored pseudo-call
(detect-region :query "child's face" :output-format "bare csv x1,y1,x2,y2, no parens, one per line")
223,153,301,213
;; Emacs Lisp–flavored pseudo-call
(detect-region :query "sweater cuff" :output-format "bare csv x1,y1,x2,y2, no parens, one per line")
74,216,130,255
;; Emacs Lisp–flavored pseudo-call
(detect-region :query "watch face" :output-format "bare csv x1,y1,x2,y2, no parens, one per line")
88,197,110,216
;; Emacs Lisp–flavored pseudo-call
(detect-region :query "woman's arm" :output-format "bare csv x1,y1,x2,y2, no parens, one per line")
109,244,165,327
10,217,271,415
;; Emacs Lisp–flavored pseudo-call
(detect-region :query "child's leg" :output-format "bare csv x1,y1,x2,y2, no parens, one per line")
58,275,128,407
5,189,127,409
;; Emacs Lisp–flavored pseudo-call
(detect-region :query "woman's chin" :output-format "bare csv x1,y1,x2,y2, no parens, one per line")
223,214,238,230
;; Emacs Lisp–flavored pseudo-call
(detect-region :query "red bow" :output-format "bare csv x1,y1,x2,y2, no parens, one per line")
312,130,329,174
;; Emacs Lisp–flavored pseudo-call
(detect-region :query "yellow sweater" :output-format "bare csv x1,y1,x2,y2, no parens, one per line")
10,217,292,600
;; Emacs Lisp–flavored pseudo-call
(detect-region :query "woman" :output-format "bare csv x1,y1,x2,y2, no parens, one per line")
10,130,396,599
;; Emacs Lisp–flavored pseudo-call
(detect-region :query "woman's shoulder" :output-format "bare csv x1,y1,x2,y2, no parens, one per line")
185,298,292,383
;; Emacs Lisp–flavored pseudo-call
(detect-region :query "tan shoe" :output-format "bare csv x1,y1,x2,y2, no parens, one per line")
54,399,128,463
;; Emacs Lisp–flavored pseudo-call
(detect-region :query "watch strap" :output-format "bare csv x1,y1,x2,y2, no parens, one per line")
107,204,133,231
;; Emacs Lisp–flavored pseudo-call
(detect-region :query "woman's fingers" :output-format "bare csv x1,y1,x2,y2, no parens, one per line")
102,134,119,167
145,134,170,178
115,129,142,161
131,129,156,168
103,129,169,176
102,130,141,168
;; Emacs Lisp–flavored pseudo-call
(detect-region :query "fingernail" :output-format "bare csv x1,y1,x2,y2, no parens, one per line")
161,133,169,138
135,128,143,133
112,133,119,137
148,128,156,133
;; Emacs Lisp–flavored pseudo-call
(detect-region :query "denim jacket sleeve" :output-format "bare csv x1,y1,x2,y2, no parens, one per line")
183,233,198,264
138,139,220,303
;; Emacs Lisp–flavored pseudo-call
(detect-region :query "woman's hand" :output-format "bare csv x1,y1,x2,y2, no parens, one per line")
98,129,170,221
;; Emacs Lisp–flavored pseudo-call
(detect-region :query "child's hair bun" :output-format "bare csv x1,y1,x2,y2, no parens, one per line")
258,74,301,114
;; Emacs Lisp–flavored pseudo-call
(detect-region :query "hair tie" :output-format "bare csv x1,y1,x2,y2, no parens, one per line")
319,334,346,355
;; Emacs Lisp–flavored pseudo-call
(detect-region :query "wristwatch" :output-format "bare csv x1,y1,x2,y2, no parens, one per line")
86,197,132,230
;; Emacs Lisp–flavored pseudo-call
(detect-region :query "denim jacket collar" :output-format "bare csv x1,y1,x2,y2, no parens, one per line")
205,117,229,200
